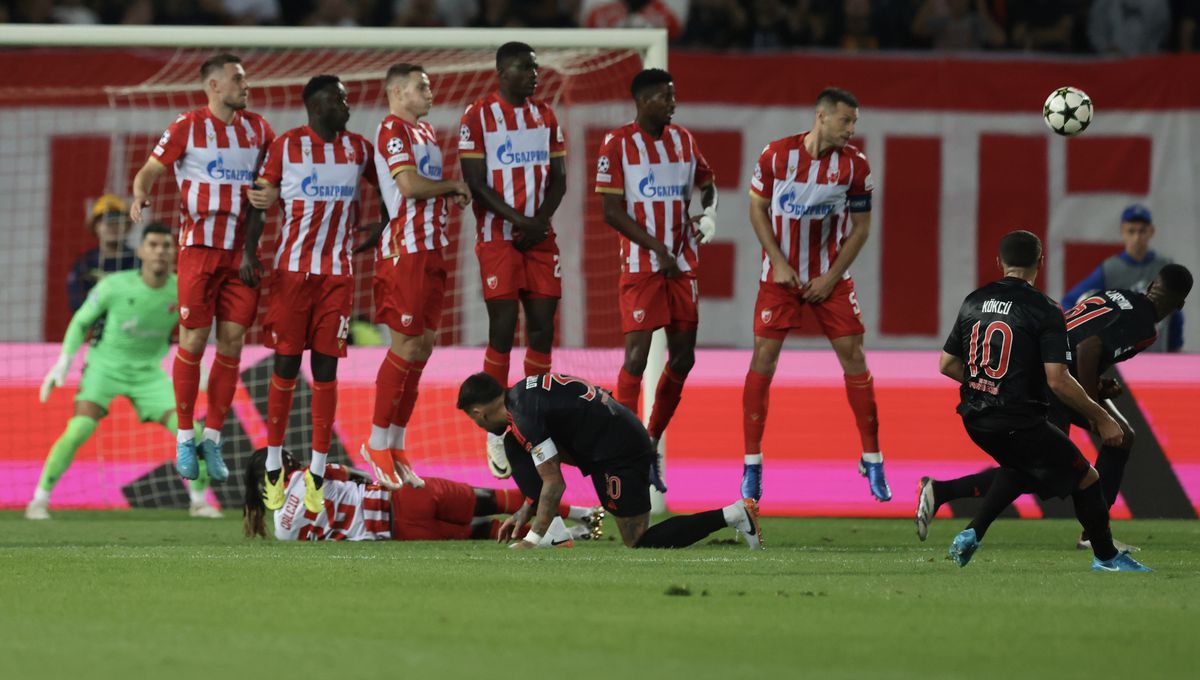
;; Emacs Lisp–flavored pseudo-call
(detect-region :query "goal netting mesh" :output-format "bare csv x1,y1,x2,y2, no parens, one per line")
1,42,646,512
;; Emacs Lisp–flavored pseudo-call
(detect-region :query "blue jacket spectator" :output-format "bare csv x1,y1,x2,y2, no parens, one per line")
67,194,139,311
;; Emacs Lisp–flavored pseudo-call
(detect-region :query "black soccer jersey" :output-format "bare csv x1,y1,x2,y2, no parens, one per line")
1063,289,1159,375
505,373,649,475
943,277,1070,424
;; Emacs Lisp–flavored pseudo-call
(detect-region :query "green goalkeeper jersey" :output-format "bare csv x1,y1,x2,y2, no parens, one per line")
62,270,178,370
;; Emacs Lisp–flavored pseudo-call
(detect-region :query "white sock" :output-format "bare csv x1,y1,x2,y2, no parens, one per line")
368,424,389,451
202,427,221,445
721,501,744,527
187,483,207,505
567,505,590,520
266,446,283,473
861,452,883,464
309,451,328,478
744,453,763,465
177,428,195,444
388,425,406,451
32,487,50,504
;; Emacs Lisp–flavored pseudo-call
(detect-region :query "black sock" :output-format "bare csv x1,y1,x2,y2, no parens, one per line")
1095,446,1130,510
966,468,1027,541
311,474,324,489
1072,482,1117,561
635,510,726,549
266,469,281,484
932,468,999,508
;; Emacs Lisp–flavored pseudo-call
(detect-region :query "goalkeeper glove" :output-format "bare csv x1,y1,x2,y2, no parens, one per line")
39,353,70,403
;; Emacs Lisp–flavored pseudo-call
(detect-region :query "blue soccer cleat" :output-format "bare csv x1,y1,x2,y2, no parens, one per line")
859,458,892,501
198,438,229,482
1092,553,1152,572
741,463,762,502
176,437,199,480
948,528,980,567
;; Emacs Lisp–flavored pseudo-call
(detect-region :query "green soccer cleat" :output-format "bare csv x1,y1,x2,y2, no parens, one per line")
263,469,286,511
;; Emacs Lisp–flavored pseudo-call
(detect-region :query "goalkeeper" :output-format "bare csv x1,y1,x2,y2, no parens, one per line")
26,223,220,520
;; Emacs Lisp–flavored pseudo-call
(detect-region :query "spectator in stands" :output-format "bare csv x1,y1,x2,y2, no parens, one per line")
584,0,685,41
1089,0,1171,55
912,0,1005,50
222,0,282,25
1063,204,1184,353
748,0,794,49
841,0,879,50
53,0,99,24
67,194,138,312
393,0,477,26
1008,0,1076,51
303,0,359,26
680,0,748,48
789,0,840,47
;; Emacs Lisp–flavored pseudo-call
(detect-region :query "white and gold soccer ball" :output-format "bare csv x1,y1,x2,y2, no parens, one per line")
1043,86,1093,136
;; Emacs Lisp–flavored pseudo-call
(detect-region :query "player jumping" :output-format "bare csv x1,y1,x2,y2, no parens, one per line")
130,53,275,483
459,42,567,480
595,68,717,493
742,88,888,503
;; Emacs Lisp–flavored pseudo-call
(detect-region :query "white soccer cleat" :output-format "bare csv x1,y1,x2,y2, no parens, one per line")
189,501,224,519
733,498,763,550
486,432,511,479
915,476,936,542
24,498,50,520
541,516,575,548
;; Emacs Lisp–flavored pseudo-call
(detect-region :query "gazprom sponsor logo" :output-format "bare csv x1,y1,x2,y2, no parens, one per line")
300,169,355,199
495,135,549,166
418,154,443,179
638,170,687,200
206,154,255,182
777,191,833,218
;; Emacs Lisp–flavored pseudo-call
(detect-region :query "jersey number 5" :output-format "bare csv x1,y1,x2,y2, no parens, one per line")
967,320,1013,379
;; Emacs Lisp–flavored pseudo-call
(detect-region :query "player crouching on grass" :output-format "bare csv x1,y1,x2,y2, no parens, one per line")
457,372,763,550
242,448,604,543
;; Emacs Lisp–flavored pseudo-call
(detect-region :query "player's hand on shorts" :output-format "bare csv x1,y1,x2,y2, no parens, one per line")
351,222,386,254
130,198,150,223
513,216,548,251
39,355,70,403
771,259,801,288
654,244,683,278
802,272,838,303
1094,412,1125,447
1098,378,1123,400
247,184,278,210
239,251,265,287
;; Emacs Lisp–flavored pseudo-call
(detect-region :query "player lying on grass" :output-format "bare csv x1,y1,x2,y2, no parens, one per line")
917,264,1193,551
30,223,220,520
457,372,763,550
242,447,603,543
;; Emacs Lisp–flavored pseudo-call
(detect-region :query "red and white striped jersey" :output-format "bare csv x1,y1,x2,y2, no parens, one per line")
594,121,714,274
458,92,565,243
257,126,376,276
749,133,872,283
373,114,449,257
273,465,392,541
151,107,274,250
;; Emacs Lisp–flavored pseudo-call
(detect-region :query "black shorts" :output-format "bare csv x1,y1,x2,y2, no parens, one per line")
591,457,652,518
964,417,1091,500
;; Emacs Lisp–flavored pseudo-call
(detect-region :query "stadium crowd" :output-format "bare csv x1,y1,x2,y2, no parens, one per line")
3,0,1200,55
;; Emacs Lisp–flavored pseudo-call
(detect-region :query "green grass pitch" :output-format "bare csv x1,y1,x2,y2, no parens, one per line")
1,512,1196,679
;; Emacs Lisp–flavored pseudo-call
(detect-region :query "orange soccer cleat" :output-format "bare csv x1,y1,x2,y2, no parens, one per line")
360,443,402,490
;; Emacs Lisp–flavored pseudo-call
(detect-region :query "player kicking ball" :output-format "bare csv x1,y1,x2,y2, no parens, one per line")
29,224,221,519
937,230,1150,572
457,373,763,550
241,75,377,515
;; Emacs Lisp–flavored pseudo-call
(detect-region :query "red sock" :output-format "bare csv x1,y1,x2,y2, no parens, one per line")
743,368,772,455
493,488,526,514
173,347,202,427
392,359,426,428
311,379,338,454
647,367,686,439
266,375,297,447
373,351,409,430
616,367,641,412
204,353,240,431
844,370,880,452
487,519,503,540
483,345,510,387
524,348,551,377
557,502,573,519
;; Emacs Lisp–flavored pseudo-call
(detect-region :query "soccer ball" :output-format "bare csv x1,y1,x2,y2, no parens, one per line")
1043,86,1093,136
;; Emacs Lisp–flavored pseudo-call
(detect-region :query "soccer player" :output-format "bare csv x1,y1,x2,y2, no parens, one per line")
242,448,603,543
937,230,1150,571
240,75,375,515
595,68,717,493
66,194,138,311
456,373,763,550
29,224,221,520
130,53,275,483
359,63,471,489
916,264,1192,548
459,42,567,479
741,87,888,503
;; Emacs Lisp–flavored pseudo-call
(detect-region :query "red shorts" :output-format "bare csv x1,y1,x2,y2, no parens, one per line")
390,477,477,541
373,249,447,336
263,271,353,357
476,233,561,301
618,272,699,334
176,245,260,329
753,276,865,340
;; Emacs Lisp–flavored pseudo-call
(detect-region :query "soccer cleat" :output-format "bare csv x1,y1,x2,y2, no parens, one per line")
391,449,425,489
188,501,223,519
649,450,668,494
1092,553,1152,572
581,505,606,540
263,469,286,510
486,432,511,479
1076,535,1139,554
24,498,50,520
859,457,892,502
199,439,229,482
733,498,764,550
915,476,936,541
948,528,980,567
543,516,575,548
360,444,402,489
303,471,325,514
741,463,762,502
176,437,200,480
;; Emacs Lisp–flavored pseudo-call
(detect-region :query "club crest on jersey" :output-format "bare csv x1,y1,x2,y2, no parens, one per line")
486,275,498,290
400,313,413,327
761,308,773,324
387,137,404,154
632,309,645,323
346,147,358,163
179,306,189,320
827,166,840,182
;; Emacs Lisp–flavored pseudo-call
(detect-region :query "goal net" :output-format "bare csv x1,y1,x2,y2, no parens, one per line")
0,27,660,512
